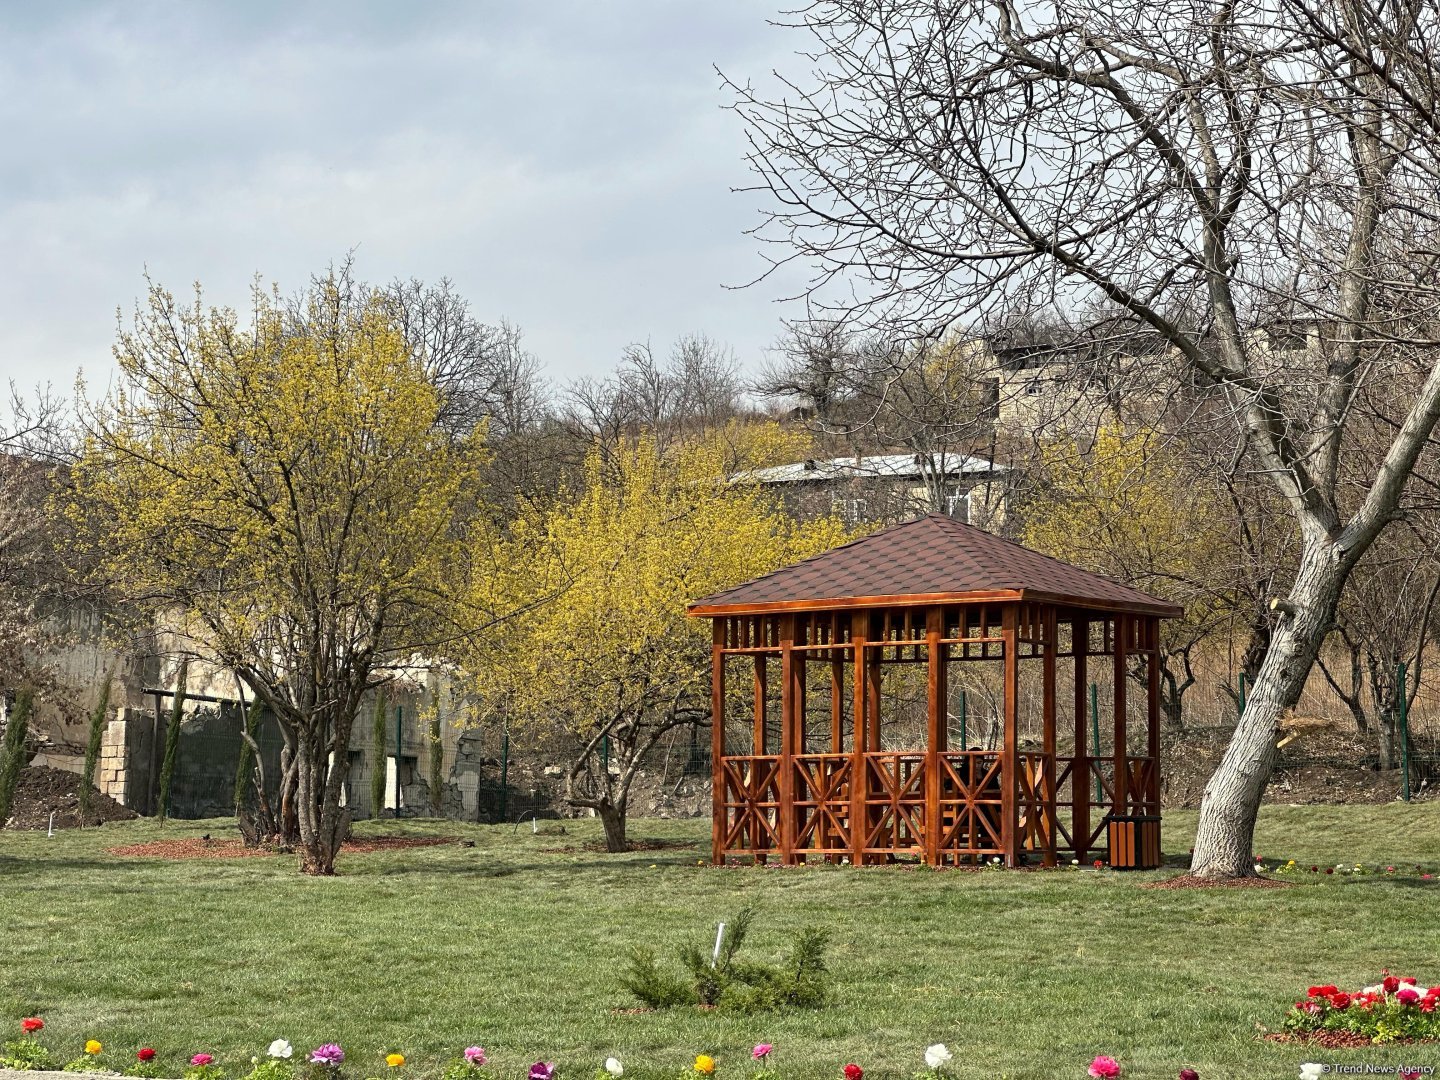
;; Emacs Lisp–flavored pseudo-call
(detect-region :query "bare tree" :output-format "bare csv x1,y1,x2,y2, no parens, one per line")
764,321,999,513
730,0,1440,877
562,334,750,473
1318,513,1440,775
0,387,71,705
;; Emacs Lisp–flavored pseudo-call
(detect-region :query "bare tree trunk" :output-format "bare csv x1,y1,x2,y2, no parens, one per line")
294,710,355,876
1191,541,1345,878
597,796,628,853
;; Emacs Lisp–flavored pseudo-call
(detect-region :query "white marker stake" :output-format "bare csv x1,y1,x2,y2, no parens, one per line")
711,922,726,967
532,818,538,834
48,812,55,838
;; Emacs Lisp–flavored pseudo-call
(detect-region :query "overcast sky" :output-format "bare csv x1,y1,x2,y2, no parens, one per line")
0,1,811,398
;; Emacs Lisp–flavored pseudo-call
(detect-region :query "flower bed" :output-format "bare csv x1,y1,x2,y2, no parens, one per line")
1283,973,1440,1044
0,1022,1217,1080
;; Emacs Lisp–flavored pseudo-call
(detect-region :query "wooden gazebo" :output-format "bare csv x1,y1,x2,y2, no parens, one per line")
688,514,1182,869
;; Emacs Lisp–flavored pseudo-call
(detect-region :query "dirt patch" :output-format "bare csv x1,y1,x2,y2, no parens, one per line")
1162,727,1432,808
106,836,459,859
2,766,138,830
1144,873,1293,889
1263,1030,1435,1049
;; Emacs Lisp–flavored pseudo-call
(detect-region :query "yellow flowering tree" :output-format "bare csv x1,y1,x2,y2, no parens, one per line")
1023,426,1244,727
468,424,849,851
71,275,485,874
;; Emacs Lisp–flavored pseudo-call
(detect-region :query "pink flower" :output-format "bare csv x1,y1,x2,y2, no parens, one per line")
752,1045,773,1061
529,1064,554,1080
1397,988,1421,1005
1179,1071,1199,1080
464,1048,488,1067
310,1045,345,1066
1088,1057,1121,1079
191,1055,215,1067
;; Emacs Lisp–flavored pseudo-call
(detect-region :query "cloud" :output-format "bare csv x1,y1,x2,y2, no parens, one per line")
0,0,810,396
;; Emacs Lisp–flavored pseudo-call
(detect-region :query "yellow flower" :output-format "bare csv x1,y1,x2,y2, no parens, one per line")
85,1041,103,1056
386,1054,406,1068
694,1056,716,1074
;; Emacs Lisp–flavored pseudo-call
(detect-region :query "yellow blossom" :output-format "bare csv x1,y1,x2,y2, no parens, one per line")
694,1056,716,1074
386,1054,405,1068
85,1041,103,1056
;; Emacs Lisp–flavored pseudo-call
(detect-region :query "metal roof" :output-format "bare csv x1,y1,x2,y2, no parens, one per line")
688,513,1182,617
737,452,1001,485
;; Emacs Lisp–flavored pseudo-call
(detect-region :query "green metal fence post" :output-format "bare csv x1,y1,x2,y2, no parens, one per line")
1399,661,1412,802
394,705,403,818
1090,682,1102,805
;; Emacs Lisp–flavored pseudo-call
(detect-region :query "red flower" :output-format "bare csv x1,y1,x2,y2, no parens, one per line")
21,1018,43,1034
1383,976,1401,994
1318,985,1338,996
844,1065,864,1080
1421,999,1436,1013
1179,1070,1200,1080
1325,867,1334,875
1328,993,1350,1010
1306,986,1322,998
137,1049,156,1062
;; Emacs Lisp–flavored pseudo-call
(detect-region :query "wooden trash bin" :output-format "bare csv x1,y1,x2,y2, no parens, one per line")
1106,813,1161,870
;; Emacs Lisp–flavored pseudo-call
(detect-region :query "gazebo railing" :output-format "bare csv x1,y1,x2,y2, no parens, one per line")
719,750,1158,863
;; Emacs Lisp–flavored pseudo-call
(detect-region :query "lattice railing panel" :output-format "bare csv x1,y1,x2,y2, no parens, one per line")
719,755,781,854
861,752,927,854
793,754,853,853
935,751,1003,856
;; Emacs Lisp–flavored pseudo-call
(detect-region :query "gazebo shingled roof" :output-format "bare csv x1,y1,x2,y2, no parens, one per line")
690,513,1181,617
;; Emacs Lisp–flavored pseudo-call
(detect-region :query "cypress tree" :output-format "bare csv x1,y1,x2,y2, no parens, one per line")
157,661,188,823
80,666,118,824
370,692,388,819
0,688,34,827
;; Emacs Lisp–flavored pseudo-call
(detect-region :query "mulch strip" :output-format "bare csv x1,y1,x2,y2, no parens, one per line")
1143,873,1293,889
105,836,458,859
1264,1030,1438,1048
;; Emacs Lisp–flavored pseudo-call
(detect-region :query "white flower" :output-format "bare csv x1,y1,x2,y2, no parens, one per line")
1298,1064,1323,1080
604,1059,623,1077
268,1041,294,1060
924,1044,953,1070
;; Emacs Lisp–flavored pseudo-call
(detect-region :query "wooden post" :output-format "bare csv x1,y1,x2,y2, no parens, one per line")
831,655,844,752
752,651,768,860
1113,615,1129,815
753,656,767,755
1001,604,1020,867
850,611,869,866
1146,617,1161,810
925,606,945,866
1040,608,1057,866
1072,618,1089,862
711,620,725,865
779,614,797,865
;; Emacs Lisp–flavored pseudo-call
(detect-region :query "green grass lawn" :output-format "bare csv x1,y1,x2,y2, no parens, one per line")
3,806,1440,1080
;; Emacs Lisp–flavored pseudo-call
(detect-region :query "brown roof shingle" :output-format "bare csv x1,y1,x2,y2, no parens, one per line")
689,513,1181,617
